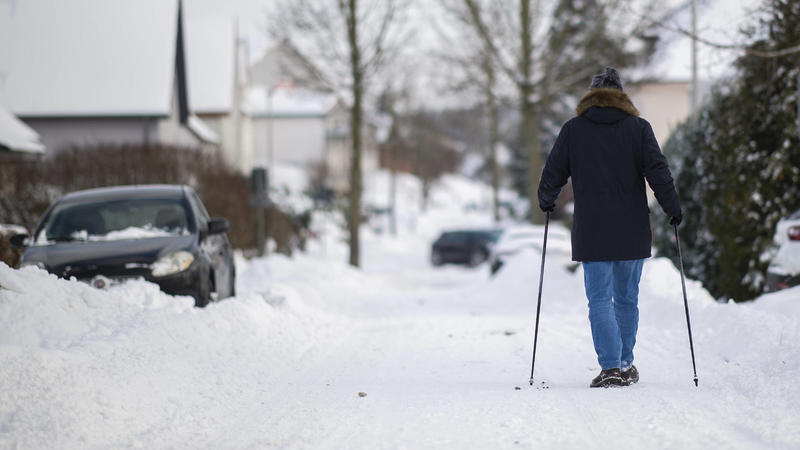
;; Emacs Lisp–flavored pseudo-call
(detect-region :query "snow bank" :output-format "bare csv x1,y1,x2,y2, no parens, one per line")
0,262,343,448
2,172,800,448
480,247,800,446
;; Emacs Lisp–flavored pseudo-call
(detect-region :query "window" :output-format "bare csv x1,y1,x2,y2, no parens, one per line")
38,198,190,243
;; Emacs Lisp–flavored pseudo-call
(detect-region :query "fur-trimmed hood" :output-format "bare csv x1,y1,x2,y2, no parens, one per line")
576,88,639,117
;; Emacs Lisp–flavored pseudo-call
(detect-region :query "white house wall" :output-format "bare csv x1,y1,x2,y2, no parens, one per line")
199,113,254,173
236,117,255,174
324,131,379,192
157,116,206,149
157,75,206,149
627,82,690,147
325,138,350,191
22,117,158,152
252,117,326,168
626,81,691,206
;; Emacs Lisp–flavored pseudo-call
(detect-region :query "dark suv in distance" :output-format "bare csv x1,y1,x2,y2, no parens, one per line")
14,185,235,307
431,229,501,267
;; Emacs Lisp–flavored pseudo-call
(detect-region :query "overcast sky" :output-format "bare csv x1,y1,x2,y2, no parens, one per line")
184,0,766,108
184,0,274,60
645,0,765,81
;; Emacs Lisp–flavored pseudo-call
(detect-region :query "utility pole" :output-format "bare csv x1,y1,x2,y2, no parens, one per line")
251,168,269,256
233,22,242,172
690,0,699,114
264,85,276,256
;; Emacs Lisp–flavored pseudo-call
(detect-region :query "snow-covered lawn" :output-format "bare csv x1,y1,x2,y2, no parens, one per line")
1,174,799,449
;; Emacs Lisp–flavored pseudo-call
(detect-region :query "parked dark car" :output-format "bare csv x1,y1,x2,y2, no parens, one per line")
431,229,501,267
13,185,235,307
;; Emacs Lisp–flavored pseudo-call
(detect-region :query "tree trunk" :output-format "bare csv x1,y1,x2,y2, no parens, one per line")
346,0,362,267
389,152,397,236
519,0,544,224
489,104,500,223
522,96,543,224
421,178,430,212
486,53,500,223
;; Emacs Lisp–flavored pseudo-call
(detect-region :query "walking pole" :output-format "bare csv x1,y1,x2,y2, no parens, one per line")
529,211,550,386
674,224,699,387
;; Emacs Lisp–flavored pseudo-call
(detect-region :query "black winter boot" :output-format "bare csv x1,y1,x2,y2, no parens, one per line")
590,368,624,388
621,365,639,385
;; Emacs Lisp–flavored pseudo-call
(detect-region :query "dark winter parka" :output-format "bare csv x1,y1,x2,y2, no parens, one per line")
538,88,681,261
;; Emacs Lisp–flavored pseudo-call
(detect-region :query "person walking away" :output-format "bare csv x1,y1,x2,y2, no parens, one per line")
537,67,682,388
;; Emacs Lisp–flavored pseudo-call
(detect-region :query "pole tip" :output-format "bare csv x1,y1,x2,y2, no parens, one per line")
694,378,699,387
529,378,534,386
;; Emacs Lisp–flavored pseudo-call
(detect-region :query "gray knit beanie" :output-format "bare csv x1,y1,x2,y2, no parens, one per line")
589,67,623,90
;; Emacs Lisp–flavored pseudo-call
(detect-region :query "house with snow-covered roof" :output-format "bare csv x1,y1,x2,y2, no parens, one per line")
250,41,332,94
247,42,379,192
623,0,762,146
0,0,218,153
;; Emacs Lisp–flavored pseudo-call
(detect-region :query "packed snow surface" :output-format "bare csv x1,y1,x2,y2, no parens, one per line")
1,174,799,449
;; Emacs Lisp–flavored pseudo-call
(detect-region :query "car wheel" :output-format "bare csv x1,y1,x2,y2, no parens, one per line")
431,251,444,266
228,270,236,298
194,273,212,308
490,259,503,275
468,249,487,267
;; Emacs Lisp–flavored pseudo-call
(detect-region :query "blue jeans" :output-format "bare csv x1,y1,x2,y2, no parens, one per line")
582,259,644,370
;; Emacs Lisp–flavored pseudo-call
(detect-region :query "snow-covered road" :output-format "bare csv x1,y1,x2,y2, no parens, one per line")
2,174,800,449
2,226,799,449
230,238,799,450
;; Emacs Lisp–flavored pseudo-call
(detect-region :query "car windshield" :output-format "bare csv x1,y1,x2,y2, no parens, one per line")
36,197,191,244
440,230,501,243
439,231,468,243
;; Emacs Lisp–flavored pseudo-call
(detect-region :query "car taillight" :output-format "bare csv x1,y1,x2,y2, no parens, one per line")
789,226,800,241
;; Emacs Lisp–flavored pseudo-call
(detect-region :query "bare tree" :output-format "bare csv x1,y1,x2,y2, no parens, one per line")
440,0,660,223
271,0,407,267
382,109,462,212
434,2,505,222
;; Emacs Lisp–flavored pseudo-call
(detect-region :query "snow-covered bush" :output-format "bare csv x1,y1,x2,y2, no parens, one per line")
654,0,800,302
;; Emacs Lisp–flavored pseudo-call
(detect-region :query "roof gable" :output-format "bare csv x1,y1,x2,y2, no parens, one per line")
250,41,331,92
0,0,180,117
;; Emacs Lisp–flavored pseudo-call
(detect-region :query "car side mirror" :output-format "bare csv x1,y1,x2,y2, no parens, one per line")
9,233,29,250
207,218,230,235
